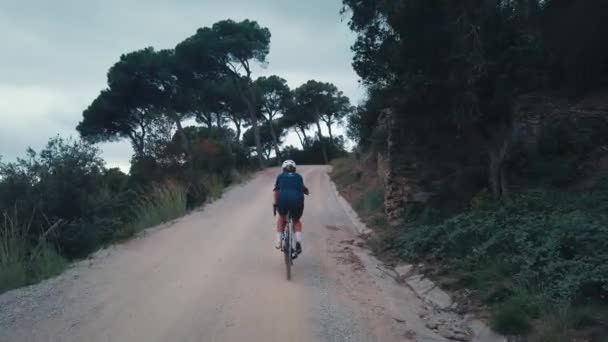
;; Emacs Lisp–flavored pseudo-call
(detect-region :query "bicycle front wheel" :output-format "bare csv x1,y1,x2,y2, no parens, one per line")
284,235,291,281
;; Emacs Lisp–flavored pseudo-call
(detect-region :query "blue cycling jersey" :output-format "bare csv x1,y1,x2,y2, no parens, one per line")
274,171,307,207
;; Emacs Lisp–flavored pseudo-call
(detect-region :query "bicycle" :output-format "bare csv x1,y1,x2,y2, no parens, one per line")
273,189,309,281
274,206,298,281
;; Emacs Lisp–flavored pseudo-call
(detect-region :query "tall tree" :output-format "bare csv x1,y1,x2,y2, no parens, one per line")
254,75,292,162
283,101,314,148
243,121,286,160
320,88,352,142
293,80,339,164
77,48,169,158
215,78,249,142
212,19,271,169
178,20,271,168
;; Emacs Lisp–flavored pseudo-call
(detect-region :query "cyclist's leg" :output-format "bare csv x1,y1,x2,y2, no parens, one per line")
276,213,287,232
292,205,304,253
275,200,288,249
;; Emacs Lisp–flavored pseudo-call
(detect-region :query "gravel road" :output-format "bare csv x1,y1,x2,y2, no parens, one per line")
0,166,454,342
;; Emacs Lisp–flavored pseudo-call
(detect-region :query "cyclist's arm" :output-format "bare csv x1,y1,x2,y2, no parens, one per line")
273,175,281,204
273,174,281,192
297,174,309,195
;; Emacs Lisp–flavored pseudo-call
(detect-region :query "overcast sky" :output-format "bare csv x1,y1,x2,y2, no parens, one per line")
0,0,363,171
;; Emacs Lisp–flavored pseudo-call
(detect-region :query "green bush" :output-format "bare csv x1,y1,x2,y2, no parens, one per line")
28,244,68,281
491,300,533,334
0,134,237,293
127,182,188,233
354,187,385,214
282,137,348,165
0,137,135,260
491,290,542,334
389,183,608,335
202,174,225,201
0,209,67,294
330,157,359,188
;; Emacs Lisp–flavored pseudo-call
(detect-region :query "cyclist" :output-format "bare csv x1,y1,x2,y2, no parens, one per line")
273,160,309,254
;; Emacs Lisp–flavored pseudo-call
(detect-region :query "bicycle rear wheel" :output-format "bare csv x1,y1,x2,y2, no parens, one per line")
284,216,293,281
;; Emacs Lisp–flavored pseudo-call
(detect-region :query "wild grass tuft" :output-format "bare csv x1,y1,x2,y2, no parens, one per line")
330,158,359,187
0,208,67,294
125,182,188,234
202,174,225,201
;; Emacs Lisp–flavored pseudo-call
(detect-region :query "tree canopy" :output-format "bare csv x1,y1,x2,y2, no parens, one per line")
77,48,174,157
78,19,351,169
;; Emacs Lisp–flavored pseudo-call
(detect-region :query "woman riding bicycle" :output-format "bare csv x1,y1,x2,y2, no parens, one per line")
273,160,309,254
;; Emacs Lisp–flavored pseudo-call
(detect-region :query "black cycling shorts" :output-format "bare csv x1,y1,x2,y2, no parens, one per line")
277,204,304,220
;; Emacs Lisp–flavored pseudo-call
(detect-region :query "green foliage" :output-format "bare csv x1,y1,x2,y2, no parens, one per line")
542,0,608,93
508,116,608,187
202,174,225,201
126,182,188,234
209,19,271,68
347,102,383,149
0,136,213,291
293,81,346,123
28,244,68,280
491,290,542,334
341,0,608,201
0,209,67,294
255,75,292,121
354,187,384,215
532,308,572,342
387,183,608,336
330,157,359,188
180,19,272,168
0,138,139,259
340,1,608,338
77,48,174,157
0,262,28,293
282,137,348,165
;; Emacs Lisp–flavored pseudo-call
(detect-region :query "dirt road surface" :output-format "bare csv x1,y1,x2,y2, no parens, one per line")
0,166,459,342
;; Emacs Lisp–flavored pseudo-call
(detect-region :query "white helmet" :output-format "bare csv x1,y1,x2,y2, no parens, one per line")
282,159,296,171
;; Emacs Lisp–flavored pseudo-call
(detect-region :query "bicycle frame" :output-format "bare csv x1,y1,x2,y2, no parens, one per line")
283,213,294,280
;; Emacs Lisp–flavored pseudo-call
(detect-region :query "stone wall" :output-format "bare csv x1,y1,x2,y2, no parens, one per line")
378,90,608,227
381,111,429,226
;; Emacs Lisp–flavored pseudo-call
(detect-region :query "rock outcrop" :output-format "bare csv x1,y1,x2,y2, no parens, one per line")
378,90,608,226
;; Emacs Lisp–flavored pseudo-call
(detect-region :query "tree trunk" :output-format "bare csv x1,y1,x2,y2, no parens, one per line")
325,120,334,142
197,112,213,128
243,84,265,169
298,126,309,147
315,118,329,164
293,129,305,149
128,131,146,158
228,65,264,169
235,120,242,142
488,135,511,200
268,118,282,165
173,116,196,177
218,121,234,167
229,115,242,142
234,92,264,168
249,110,265,169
